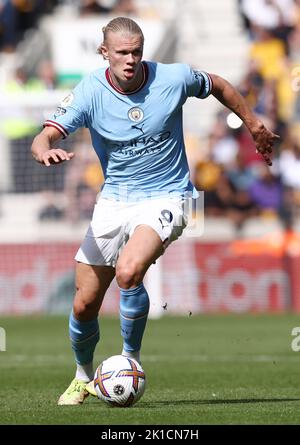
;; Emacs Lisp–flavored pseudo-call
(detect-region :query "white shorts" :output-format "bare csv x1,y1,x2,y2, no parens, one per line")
75,197,188,267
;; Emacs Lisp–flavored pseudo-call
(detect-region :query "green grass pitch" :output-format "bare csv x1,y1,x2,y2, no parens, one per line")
1,313,300,425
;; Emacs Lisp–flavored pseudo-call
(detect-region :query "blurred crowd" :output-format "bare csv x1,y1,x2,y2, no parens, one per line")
0,0,58,52
2,0,300,232
0,0,136,52
193,0,300,232
0,0,137,224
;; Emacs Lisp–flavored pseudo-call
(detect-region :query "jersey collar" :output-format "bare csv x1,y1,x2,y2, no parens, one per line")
105,61,148,95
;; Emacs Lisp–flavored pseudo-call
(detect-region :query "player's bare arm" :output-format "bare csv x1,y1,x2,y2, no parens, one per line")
31,126,75,167
209,73,280,166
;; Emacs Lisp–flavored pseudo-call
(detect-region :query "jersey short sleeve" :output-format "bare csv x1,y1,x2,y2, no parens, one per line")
43,79,88,138
184,65,213,99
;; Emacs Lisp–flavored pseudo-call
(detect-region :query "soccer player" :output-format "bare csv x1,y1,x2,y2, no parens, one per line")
31,16,279,405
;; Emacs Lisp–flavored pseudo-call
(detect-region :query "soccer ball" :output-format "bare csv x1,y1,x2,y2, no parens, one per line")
94,355,146,407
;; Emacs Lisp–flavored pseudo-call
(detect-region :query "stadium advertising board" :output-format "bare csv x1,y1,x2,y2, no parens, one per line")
0,240,297,315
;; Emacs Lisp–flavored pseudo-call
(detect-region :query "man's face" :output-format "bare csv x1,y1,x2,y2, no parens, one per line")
101,31,144,85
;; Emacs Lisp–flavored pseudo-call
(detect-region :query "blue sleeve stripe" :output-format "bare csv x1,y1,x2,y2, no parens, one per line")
198,71,213,99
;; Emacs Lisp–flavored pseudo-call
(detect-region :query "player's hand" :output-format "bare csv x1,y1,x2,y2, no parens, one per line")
251,122,280,166
38,149,75,167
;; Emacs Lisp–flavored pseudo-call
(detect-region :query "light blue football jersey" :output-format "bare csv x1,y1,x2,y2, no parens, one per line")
44,61,212,201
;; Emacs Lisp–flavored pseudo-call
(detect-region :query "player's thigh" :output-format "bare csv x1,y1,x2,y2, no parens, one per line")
116,224,163,286
74,262,115,319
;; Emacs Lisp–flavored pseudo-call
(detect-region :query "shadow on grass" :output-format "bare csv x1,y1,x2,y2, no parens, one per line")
140,398,300,408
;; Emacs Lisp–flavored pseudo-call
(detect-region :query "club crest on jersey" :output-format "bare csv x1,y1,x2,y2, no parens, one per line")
128,107,144,122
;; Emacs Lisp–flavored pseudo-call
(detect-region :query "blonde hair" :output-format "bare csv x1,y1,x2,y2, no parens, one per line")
97,17,144,54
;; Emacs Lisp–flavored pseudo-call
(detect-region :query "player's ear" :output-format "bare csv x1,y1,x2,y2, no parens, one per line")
100,44,109,60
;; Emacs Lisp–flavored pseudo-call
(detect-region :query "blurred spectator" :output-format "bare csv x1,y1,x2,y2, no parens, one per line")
0,0,18,52
288,3,300,121
240,0,296,45
288,18,300,62
37,59,57,89
194,159,222,193
38,191,64,221
63,131,105,223
203,170,235,217
277,126,300,190
248,162,283,215
79,0,113,15
3,61,58,92
227,152,256,191
250,26,286,72
238,64,265,111
0,0,58,52
230,125,262,167
112,0,136,15
248,25,286,81
0,67,39,178
204,170,256,231
36,129,104,223
248,26,293,122
3,65,28,92
27,60,58,90
0,63,63,194
79,0,136,16
207,115,239,168
183,132,208,184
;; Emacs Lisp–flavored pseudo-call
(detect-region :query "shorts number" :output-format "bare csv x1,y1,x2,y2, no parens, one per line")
160,209,173,223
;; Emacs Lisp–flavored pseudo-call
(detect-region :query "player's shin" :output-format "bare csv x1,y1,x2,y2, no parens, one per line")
119,283,150,364
69,310,99,382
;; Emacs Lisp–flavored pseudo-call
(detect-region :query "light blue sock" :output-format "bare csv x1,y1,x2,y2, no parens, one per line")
69,311,99,366
119,283,150,354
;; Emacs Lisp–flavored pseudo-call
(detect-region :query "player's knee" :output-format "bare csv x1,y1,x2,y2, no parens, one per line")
115,262,144,289
73,289,100,320
73,300,99,320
